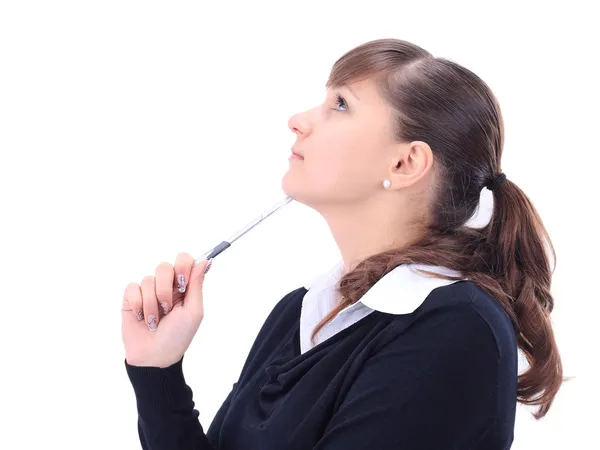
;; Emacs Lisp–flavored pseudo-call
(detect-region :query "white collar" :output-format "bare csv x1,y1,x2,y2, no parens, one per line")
299,261,465,353
303,260,464,314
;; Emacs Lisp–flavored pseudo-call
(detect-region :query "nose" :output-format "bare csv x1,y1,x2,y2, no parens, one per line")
288,111,312,138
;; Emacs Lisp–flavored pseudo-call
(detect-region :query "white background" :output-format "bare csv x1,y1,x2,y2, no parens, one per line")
1,1,598,448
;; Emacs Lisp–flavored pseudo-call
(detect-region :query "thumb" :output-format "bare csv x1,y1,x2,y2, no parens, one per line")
183,257,212,316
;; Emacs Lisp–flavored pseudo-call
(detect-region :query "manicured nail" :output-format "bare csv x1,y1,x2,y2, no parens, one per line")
136,310,144,321
147,315,157,332
177,274,186,293
204,259,213,274
160,301,171,315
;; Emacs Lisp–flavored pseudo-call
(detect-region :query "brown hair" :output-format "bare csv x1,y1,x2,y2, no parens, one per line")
312,38,564,419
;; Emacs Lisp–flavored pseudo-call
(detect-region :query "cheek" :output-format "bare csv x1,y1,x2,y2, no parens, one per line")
309,141,376,192
308,139,352,176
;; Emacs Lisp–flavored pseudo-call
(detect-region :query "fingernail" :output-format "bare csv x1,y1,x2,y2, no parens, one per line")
177,274,186,293
160,301,171,315
147,315,157,332
136,310,144,321
204,259,213,274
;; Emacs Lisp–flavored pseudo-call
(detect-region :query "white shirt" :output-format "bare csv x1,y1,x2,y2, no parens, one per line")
300,261,465,354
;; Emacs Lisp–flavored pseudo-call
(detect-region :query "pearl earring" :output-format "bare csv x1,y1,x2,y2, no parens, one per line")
383,179,391,189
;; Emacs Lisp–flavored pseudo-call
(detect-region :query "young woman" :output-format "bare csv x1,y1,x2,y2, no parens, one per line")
121,38,563,449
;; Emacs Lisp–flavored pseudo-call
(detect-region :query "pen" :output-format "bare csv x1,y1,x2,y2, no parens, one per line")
192,195,295,266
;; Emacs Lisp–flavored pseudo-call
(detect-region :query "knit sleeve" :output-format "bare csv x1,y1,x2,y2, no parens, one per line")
124,288,304,449
312,305,513,450
125,356,222,450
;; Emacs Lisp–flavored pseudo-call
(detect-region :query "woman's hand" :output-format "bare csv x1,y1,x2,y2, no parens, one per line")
121,252,213,368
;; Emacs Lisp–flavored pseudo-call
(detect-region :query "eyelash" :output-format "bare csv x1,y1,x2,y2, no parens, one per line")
333,94,348,111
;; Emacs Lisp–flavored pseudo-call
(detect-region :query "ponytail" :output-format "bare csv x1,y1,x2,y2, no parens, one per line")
485,177,563,418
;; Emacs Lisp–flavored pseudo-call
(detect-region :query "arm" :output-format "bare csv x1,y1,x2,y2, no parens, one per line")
125,357,226,450
313,305,511,450
125,288,303,449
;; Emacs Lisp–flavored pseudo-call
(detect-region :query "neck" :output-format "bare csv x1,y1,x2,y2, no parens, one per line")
319,196,420,273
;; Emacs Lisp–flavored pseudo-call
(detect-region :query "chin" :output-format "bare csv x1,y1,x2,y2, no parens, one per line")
281,169,349,211
281,172,302,201
281,172,314,206
281,178,329,212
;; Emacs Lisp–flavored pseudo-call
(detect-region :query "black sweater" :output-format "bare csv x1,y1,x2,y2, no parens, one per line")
125,280,518,449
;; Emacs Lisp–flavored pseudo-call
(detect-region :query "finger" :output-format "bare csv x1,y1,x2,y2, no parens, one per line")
123,282,144,322
173,252,195,299
140,275,159,332
184,257,212,318
155,262,174,316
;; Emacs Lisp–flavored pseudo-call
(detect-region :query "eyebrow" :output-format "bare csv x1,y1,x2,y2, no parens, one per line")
341,85,360,101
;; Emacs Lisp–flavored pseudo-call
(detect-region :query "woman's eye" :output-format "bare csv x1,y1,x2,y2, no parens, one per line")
333,94,348,111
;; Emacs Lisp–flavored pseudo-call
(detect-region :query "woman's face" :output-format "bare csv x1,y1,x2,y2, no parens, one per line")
282,77,399,208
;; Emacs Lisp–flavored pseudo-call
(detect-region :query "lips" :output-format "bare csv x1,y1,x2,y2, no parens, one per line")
291,148,304,159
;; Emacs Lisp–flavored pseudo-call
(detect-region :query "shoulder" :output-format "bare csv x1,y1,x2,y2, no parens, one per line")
406,280,518,359
271,286,307,317
363,281,518,397
335,282,517,447
255,286,306,335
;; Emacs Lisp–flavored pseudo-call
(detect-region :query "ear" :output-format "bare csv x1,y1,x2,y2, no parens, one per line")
387,141,433,189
